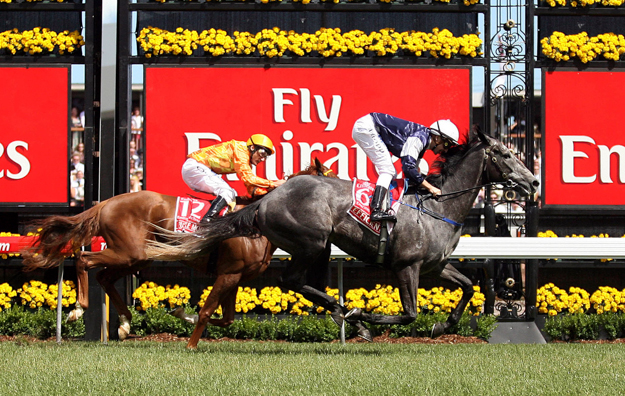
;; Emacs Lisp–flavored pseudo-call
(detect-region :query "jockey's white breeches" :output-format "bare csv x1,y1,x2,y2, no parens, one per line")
181,158,237,204
352,114,395,188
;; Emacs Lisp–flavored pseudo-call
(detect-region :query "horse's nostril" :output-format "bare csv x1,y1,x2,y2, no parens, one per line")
533,180,540,187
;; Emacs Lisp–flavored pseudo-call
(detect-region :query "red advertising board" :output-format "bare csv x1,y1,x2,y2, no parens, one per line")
145,66,471,197
544,71,625,206
0,67,69,204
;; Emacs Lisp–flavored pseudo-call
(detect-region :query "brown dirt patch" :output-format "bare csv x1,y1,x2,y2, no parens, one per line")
3,333,624,344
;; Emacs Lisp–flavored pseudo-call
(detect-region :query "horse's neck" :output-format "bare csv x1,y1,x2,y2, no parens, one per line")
437,147,485,223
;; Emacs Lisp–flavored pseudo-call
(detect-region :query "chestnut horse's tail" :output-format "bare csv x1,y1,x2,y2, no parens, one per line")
21,202,107,272
145,199,261,261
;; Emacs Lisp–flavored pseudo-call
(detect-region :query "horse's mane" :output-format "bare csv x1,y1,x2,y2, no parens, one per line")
425,133,484,188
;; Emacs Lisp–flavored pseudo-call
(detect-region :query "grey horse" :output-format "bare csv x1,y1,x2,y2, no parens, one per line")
147,130,539,339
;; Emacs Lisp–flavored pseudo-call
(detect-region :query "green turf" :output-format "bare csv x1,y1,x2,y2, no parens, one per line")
1,341,623,395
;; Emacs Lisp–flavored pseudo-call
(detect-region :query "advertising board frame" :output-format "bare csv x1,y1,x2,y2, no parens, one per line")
541,67,625,212
0,65,72,209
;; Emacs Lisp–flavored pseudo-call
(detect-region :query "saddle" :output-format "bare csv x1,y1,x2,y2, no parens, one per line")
347,178,406,236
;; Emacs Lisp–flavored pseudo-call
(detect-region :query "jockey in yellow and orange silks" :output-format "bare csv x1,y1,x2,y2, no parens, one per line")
182,134,286,223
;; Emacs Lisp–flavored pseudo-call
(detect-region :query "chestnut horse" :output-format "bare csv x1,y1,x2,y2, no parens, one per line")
21,159,340,348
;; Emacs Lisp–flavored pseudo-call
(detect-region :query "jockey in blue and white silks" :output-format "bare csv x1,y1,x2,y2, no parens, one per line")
352,112,460,222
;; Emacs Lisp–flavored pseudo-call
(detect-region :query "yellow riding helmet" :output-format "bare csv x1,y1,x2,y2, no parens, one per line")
247,134,275,155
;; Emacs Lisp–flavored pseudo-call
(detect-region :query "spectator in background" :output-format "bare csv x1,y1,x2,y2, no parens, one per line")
131,106,144,148
130,169,143,193
70,170,85,206
73,142,85,163
71,107,82,129
129,158,137,176
129,146,141,169
71,106,84,150
70,153,84,175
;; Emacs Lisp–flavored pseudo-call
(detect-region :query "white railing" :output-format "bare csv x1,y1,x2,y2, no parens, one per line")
273,237,625,260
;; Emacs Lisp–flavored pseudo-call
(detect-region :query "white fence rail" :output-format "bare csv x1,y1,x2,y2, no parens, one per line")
273,237,625,260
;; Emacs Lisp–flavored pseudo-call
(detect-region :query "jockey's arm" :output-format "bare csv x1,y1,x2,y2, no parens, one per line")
233,144,286,196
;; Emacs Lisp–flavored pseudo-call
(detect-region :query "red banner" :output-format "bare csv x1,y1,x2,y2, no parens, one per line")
0,67,69,204
544,71,625,206
145,66,471,197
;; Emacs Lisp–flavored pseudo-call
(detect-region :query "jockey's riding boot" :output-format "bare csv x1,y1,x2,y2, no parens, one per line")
370,186,397,223
199,196,228,225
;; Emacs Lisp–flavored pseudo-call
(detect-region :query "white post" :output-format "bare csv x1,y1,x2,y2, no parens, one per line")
56,260,64,344
337,258,345,345
101,289,108,344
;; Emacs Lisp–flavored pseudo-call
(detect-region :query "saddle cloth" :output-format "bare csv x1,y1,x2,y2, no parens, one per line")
174,196,226,233
347,179,406,235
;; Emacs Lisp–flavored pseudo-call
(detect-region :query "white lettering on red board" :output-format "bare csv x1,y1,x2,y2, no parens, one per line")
272,88,342,132
0,141,30,180
560,135,625,184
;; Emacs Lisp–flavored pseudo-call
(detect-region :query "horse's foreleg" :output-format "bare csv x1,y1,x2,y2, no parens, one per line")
431,262,474,338
207,286,238,327
187,273,241,349
347,264,420,326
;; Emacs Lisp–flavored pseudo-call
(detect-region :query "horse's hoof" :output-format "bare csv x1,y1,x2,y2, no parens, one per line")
67,306,84,322
171,307,198,324
431,323,445,338
330,311,344,328
345,308,362,319
119,326,130,341
119,315,131,340
170,307,185,319
357,327,373,342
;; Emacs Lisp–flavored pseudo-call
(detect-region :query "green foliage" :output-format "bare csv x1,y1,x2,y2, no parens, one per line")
600,313,625,340
0,305,84,338
473,314,498,340
544,313,608,341
141,307,195,337
371,312,496,340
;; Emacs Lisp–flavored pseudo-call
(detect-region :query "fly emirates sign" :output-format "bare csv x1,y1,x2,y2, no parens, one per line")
145,67,471,197
544,71,625,206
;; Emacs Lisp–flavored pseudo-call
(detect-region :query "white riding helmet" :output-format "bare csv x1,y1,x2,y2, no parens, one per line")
429,119,460,145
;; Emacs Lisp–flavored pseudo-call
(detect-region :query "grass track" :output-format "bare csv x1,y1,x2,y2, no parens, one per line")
1,341,624,395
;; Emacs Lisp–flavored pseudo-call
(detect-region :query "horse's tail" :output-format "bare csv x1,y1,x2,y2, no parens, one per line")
145,200,262,261
21,202,106,272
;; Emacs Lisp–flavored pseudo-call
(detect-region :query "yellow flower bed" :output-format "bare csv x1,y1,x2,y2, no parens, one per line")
537,283,591,315
148,0,481,4
17,280,77,310
541,31,625,63
128,281,486,316
0,27,84,55
0,283,17,311
137,26,482,59
132,281,191,311
543,0,625,6
590,286,625,314
537,283,625,316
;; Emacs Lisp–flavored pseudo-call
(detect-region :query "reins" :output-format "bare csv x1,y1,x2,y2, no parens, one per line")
392,143,518,226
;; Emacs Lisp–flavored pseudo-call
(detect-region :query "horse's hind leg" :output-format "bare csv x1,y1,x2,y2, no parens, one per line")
69,249,125,322
431,262,474,338
68,255,89,322
187,273,242,349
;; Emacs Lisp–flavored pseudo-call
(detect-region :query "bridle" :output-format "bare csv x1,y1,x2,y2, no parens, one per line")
394,142,519,226
432,142,520,202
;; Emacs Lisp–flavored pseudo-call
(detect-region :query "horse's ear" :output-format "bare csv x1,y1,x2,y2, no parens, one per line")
314,157,322,169
476,128,490,145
